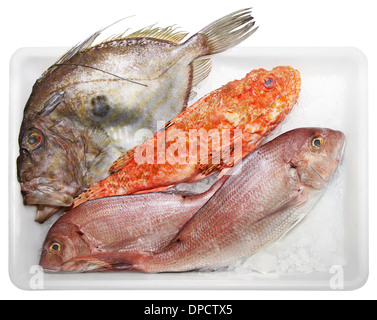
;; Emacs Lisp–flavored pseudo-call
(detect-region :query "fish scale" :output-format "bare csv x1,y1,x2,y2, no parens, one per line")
72,66,301,208
127,128,345,273
39,176,227,271
39,128,345,273
17,8,258,223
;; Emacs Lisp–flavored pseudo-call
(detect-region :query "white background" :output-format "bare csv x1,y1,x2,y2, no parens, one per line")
1,0,375,299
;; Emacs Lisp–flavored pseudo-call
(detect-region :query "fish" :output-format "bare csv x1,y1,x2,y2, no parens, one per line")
39,176,227,271
17,8,258,223
43,127,345,273
72,66,301,208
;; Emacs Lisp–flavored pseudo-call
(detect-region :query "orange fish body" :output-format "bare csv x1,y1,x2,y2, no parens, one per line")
73,66,301,208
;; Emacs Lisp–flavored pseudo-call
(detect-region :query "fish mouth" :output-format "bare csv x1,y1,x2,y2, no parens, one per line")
39,265,61,272
269,67,301,114
20,178,78,222
283,66,301,103
290,67,301,102
337,131,346,162
22,191,73,223
39,251,62,272
328,129,346,166
307,130,346,186
62,260,108,273
22,189,74,208
21,178,76,207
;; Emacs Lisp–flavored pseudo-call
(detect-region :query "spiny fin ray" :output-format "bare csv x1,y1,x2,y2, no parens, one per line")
191,58,212,89
122,24,188,43
54,24,188,68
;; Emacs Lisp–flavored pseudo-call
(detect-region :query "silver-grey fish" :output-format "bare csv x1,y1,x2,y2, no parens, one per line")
45,127,345,273
17,8,258,223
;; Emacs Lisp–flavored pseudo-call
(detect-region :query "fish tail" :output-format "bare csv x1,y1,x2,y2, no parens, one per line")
198,8,258,55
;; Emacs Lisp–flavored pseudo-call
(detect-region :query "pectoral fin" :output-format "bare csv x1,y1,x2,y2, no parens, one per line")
276,215,307,243
61,252,148,272
270,189,308,216
108,147,136,174
262,186,310,241
134,185,173,194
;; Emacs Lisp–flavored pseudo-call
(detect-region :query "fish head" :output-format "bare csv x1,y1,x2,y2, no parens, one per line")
248,66,301,118
39,221,91,272
17,91,87,222
287,128,345,189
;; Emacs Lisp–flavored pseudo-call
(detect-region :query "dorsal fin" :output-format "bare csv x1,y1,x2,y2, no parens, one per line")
37,30,102,82
55,22,188,68
121,25,188,43
55,16,133,65
55,31,102,65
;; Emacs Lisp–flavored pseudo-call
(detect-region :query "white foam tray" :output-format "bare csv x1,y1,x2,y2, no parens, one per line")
9,47,368,290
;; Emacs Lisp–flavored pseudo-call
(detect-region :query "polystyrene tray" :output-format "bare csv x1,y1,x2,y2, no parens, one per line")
9,47,368,290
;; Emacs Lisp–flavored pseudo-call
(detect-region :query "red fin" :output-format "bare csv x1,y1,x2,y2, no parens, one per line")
72,180,106,208
134,185,173,194
108,117,177,176
108,148,135,174
217,151,243,179
99,236,150,252
61,251,148,272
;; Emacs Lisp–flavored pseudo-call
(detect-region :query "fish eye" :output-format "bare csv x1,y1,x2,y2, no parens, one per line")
25,131,43,149
263,77,275,89
48,241,61,253
311,137,323,149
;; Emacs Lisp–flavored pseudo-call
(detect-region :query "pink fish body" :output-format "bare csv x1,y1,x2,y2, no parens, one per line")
40,128,345,273
39,178,225,271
